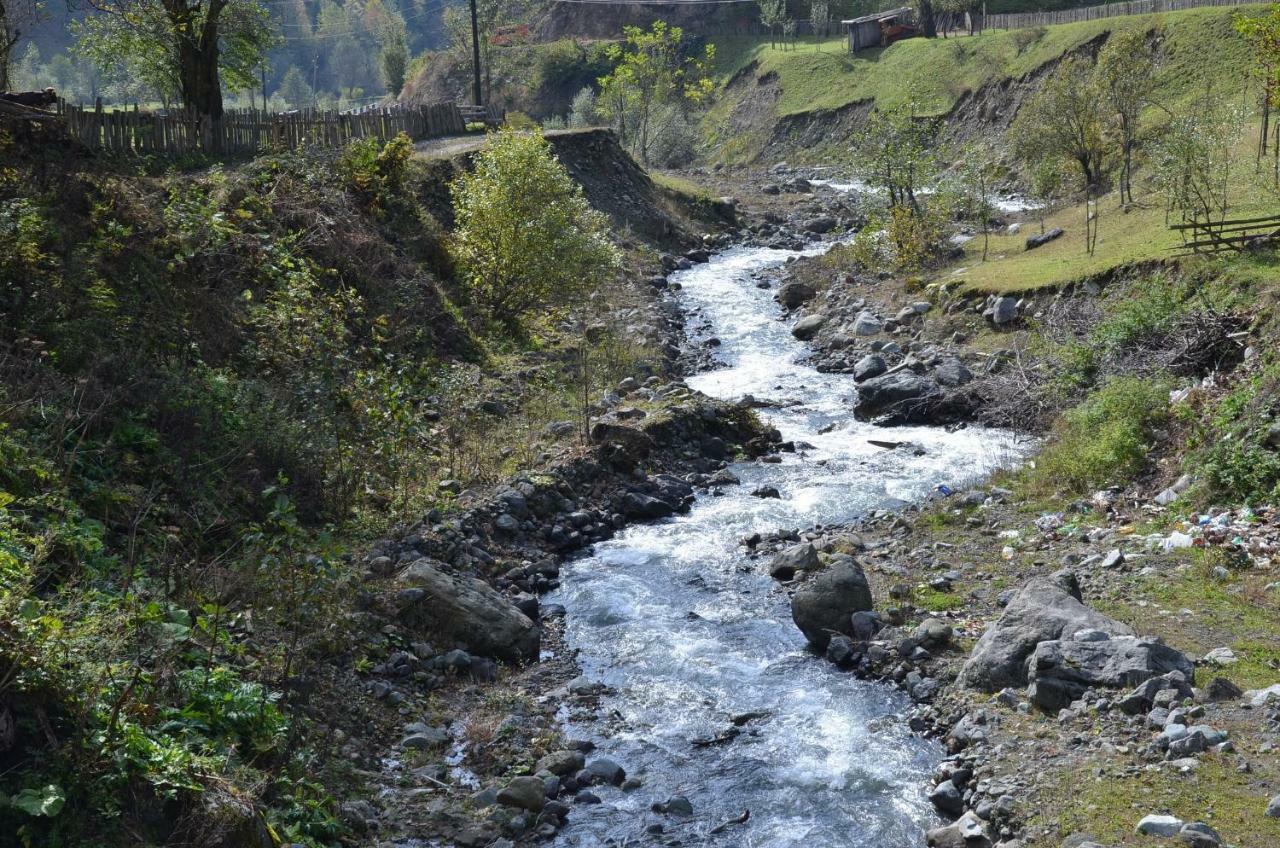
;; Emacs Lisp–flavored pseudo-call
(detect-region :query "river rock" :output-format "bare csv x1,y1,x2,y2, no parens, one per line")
926,811,990,848
770,542,819,580
792,314,827,340
852,310,883,336
621,492,676,520
536,750,585,777
1027,636,1195,712
778,281,816,309
1267,795,1280,818
852,371,944,423
928,779,965,817
854,354,887,382
791,556,874,650
584,758,626,786
913,617,953,649
1117,671,1194,714
497,776,546,812
1135,814,1184,837
1178,822,1221,848
934,358,973,388
805,215,837,234
960,571,1134,692
590,421,655,465
986,296,1019,325
396,559,539,663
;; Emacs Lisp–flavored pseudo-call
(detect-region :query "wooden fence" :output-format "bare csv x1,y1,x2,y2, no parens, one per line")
984,0,1255,31
1170,212,1280,254
57,100,468,155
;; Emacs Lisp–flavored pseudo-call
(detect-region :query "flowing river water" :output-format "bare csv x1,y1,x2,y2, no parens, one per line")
547,243,1027,847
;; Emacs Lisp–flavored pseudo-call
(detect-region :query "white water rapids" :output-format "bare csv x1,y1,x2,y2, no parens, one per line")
548,243,1027,847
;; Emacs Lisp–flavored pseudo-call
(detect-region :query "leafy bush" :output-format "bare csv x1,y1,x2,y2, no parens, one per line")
569,86,597,128
1029,376,1171,494
1193,362,1280,504
450,128,619,324
1090,273,1190,353
338,132,414,208
849,202,954,273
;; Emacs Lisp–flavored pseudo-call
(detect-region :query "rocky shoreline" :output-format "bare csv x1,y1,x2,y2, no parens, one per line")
345,170,1279,848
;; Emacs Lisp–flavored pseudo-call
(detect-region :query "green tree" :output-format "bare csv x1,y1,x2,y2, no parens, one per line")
956,143,1001,261
0,0,41,92
1095,28,1160,206
810,0,831,42
77,0,274,117
1027,156,1067,234
1235,4,1280,173
914,0,938,38
595,21,715,165
443,0,531,101
1012,55,1109,253
1013,56,1107,191
759,0,785,48
569,85,596,128
450,128,619,325
853,100,941,212
278,64,313,110
376,6,409,96
1151,92,1245,226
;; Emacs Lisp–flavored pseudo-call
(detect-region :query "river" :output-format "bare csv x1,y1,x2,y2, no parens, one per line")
548,243,1026,847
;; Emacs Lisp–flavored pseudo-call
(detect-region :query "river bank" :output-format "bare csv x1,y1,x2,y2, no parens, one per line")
351,165,1280,848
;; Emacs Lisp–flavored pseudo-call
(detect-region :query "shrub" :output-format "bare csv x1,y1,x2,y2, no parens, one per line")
1029,376,1170,494
569,86,597,128
338,132,414,207
1195,364,1280,504
1090,273,1189,353
450,128,618,325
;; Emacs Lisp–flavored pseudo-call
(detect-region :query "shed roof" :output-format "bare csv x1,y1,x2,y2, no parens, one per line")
841,7,913,25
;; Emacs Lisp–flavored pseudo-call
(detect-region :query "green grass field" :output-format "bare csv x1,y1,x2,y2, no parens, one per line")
704,5,1277,292
954,125,1280,293
710,6,1264,118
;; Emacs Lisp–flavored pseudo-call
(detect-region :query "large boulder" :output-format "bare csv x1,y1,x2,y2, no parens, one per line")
590,421,655,466
396,559,540,663
853,371,944,423
1027,635,1195,712
792,314,826,340
778,281,816,309
985,295,1019,325
853,354,887,382
769,542,819,580
960,571,1133,692
925,811,991,848
791,555,874,650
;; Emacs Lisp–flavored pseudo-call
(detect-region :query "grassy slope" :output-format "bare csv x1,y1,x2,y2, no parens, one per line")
710,5,1262,118
955,114,1280,293
706,6,1276,293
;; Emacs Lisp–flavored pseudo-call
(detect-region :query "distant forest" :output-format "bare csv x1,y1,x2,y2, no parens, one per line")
13,0,462,110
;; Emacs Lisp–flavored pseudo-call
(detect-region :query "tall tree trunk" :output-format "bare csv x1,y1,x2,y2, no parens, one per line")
168,0,226,120
0,0,17,93
917,0,937,38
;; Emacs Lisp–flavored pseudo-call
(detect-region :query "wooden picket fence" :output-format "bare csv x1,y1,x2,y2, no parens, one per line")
1170,212,1280,254
984,0,1254,31
57,99,468,155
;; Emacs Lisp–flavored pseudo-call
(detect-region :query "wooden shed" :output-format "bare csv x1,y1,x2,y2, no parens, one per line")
842,8,919,52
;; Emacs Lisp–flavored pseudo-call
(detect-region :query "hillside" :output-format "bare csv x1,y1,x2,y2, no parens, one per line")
0,124,747,845
703,5,1264,162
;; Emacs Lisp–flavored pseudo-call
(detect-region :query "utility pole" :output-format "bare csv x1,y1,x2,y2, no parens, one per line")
470,0,483,107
